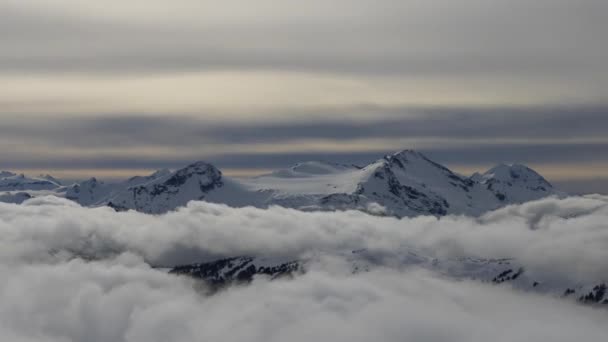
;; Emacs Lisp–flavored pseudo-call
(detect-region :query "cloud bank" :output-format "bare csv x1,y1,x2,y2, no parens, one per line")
2,195,608,282
1,195,608,341
2,260,608,342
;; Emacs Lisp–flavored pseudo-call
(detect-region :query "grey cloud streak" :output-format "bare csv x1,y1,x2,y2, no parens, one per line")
2,106,607,147
0,0,606,84
1,107,607,175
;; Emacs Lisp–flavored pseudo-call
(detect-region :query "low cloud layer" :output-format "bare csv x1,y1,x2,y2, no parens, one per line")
2,261,608,342
2,195,608,283
1,195,608,341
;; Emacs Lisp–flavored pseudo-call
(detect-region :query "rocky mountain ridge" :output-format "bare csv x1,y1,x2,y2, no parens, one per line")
0,150,560,216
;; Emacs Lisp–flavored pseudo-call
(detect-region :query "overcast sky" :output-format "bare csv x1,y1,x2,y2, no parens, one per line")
1,0,607,193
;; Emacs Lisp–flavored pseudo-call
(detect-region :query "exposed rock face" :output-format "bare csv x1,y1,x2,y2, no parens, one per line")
106,162,225,214
168,250,606,307
169,256,302,292
579,283,608,305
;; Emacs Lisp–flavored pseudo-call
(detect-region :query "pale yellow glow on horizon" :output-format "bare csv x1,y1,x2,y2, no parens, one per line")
1,71,600,117
13,162,607,183
2,134,608,159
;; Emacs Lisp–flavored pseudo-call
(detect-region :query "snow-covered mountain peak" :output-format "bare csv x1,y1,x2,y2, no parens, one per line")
387,149,424,160
104,161,227,213
347,150,481,216
378,150,471,187
387,149,443,163
0,172,62,191
383,150,457,175
482,164,549,183
164,161,222,187
479,163,554,203
1,151,561,216
384,150,422,167
65,177,115,206
39,174,62,185
125,168,172,187
150,168,172,179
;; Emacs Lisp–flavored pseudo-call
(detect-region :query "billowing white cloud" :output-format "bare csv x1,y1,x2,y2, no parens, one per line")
1,195,608,341
2,195,608,283
1,257,608,342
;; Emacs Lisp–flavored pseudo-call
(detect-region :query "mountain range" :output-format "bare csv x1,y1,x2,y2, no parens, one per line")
5,150,602,307
0,150,558,216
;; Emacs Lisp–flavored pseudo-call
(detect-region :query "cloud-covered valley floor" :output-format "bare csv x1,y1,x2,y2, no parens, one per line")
1,195,608,341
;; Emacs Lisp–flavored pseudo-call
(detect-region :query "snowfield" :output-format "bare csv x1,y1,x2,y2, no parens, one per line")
1,195,608,341
0,150,561,216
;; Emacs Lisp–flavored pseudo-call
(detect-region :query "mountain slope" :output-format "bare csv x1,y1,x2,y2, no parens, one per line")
1,150,560,215
0,171,61,191
65,169,180,208
473,163,556,203
105,162,269,214
243,150,557,217
65,178,119,206
342,150,499,216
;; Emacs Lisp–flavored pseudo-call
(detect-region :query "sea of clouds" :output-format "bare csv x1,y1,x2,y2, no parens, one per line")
1,195,608,341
